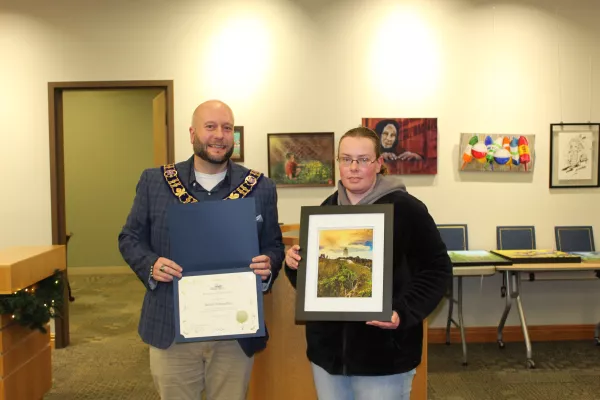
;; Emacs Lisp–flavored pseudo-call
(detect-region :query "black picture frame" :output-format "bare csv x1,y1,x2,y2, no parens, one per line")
295,204,394,322
549,123,600,188
490,250,582,264
447,250,513,267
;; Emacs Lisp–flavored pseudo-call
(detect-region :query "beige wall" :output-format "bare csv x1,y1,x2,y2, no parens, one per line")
1,0,599,326
63,89,160,267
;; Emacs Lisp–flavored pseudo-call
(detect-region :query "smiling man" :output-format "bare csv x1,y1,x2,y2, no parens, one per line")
118,100,284,400
190,101,236,171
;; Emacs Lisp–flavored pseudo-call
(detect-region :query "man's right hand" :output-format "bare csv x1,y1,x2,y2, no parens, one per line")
285,245,302,270
152,257,183,282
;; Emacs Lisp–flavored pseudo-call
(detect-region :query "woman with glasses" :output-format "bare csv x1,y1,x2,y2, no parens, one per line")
284,126,451,400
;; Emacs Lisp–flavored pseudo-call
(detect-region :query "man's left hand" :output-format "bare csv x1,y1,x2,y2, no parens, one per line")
250,255,272,281
366,311,400,329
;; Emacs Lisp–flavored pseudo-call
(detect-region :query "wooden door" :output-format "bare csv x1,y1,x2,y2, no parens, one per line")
152,90,167,166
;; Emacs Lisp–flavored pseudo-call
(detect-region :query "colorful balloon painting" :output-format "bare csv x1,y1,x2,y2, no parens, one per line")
459,133,535,172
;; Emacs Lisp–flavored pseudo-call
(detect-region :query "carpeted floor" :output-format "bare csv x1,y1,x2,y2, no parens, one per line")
46,273,159,400
46,273,600,400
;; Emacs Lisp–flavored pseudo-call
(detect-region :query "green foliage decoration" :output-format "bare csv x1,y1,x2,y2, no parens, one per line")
0,269,64,333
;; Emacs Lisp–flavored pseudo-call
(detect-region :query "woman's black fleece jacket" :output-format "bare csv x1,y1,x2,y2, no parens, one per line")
285,189,452,376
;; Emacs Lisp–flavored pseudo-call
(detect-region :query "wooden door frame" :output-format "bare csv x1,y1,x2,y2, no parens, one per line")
48,80,175,349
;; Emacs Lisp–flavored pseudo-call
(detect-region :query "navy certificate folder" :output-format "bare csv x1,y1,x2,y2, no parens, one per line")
167,197,259,272
167,197,265,342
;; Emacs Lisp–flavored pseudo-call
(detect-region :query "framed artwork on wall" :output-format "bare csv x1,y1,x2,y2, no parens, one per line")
361,118,438,175
550,123,600,188
459,133,535,172
267,132,335,188
231,126,244,162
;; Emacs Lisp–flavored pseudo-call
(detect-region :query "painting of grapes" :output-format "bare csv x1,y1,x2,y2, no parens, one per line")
317,228,373,298
267,132,335,187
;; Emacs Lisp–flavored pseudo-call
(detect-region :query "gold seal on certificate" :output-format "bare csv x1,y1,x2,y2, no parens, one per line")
236,310,248,323
176,270,261,341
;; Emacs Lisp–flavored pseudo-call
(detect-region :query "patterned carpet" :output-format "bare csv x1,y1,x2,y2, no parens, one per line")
46,273,159,400
46,273,600,400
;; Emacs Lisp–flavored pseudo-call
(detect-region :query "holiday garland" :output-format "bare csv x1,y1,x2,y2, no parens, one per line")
0,269,64,333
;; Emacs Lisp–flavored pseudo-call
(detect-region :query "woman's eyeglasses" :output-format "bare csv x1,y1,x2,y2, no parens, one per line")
337,157,377,167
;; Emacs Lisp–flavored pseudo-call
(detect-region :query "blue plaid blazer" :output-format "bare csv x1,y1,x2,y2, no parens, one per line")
118,157,285,356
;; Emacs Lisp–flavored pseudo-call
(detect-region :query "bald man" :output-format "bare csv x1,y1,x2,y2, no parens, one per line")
118,100,284,400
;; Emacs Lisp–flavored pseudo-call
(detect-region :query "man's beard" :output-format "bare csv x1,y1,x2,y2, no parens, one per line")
193,137,234,165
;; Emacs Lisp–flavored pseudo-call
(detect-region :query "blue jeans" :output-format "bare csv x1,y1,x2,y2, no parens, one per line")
311,363,416,400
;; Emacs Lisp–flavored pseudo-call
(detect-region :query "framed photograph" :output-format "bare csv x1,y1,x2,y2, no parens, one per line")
448,250,513,267
458,133,535,172
550,123,600,188
491,249,581,264
267,132,335,187
295,204,394,322
231,126,244,162
571,251,600,263
362,118,438,175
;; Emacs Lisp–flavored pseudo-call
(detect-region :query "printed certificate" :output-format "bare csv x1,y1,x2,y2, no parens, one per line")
174,268,265,342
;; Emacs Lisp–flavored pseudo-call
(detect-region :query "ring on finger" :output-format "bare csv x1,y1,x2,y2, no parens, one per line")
159,265,166,273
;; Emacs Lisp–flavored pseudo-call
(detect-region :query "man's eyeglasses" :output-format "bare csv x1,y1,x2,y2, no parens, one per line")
337,156,377,167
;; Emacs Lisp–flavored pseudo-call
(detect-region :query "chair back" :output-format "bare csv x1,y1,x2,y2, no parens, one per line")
554,226,595,252
438,224,469,251
496,226,536,250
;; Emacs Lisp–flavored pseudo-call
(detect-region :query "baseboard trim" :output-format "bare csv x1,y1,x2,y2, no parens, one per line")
68,266,132,276
428,324,597,344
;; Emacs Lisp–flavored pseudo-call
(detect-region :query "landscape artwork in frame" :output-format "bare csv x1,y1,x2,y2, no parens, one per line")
459,133,535,172
231,126,244,162
361,118,438,175
550,123,600,188
295,204,394,322
447,250,512,266
570,252,600,263
267,132,335,187
317,228,374,298
491,249,581,264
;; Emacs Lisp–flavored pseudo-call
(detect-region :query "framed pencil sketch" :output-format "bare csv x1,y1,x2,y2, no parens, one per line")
550,123,600,188
231,126,244,162
295,204,394,322
267,132,335,188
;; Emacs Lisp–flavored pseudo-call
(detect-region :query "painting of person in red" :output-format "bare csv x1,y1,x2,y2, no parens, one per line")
285,153,300,179
362,118,438,175
267,132,335,187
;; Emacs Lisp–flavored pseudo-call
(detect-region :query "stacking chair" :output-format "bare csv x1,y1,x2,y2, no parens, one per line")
496,225,537,284
554,226,595,252
437,224,469,365
554,226,599,346
495,224,536,297
495,225,536,366
496,226,536,251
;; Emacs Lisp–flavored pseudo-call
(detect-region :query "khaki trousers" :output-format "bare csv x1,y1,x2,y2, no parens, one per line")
149,340,254,400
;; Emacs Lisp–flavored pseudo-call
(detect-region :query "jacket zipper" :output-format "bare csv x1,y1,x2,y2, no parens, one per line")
342,323,347,375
